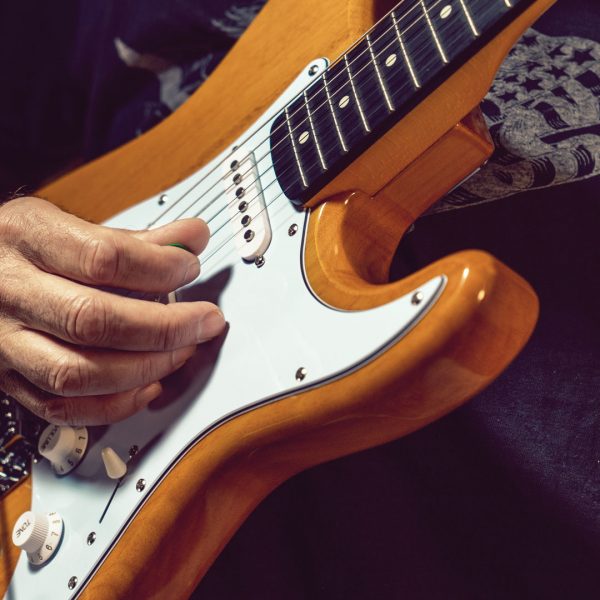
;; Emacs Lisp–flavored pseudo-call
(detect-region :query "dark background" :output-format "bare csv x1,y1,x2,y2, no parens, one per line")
0,1,597,598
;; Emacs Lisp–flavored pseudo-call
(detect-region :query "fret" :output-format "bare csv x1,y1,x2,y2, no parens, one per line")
458,0,480,36
343,55,371,133
419,0,449,64
466,0,513,31
394,3,441,85
284,106,308,189
369,15,418,112
322,57,374,150
366,33,395,112
286,92,333,187
269,0,526,204
322,73,348,153
391,11,421,89
423,0,482,62
302,78,348,169
303,90,327,170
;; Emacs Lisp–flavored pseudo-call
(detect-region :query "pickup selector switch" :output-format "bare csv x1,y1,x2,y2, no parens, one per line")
101,447,127,480
38,424,88,475
12,511,63,565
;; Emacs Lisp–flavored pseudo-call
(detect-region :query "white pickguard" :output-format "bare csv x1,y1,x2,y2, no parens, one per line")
5,61,445,599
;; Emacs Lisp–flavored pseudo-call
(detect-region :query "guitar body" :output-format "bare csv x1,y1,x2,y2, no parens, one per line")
0,0,555,597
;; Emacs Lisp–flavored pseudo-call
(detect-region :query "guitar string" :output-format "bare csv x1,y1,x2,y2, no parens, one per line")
146,0,429,226
189,0,508,235
197,2,504,275
186,0,503,275
148,0,478,226
201,14,459,243
171,0,482,233
195,0,496,238
195,0,453,225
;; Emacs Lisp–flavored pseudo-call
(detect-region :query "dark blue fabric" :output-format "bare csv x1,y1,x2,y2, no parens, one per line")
0,1,597,598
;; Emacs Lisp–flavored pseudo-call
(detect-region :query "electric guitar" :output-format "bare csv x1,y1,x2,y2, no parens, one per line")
0,0,555,597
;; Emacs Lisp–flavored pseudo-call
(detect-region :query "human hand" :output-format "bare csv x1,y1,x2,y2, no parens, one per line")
0,197,225,425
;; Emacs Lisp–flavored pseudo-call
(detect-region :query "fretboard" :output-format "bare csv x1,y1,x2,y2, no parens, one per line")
270,0,531,204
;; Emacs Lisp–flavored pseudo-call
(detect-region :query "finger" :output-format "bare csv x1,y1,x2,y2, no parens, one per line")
1,328,197,397
3,263,225,350
131,218,210,256
0,369,162,426
1,197,201,292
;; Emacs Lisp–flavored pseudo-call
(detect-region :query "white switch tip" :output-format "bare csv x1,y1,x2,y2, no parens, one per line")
101,447,127,480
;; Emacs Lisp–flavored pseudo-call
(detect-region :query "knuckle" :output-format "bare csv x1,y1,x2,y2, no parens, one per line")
40,399,71,426
0,200,30,240
137,354,159,383
43,353,89,396
80,236,123,284
64,295,111,346
154,311,184,350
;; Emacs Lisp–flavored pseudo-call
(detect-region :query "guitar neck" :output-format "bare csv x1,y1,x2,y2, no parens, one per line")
270,0,533,204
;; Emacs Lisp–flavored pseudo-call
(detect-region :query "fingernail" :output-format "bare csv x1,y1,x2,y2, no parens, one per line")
198,308,226,341
134,382,162,407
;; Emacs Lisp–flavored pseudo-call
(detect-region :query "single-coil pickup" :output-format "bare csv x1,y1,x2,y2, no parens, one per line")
223,152,272,261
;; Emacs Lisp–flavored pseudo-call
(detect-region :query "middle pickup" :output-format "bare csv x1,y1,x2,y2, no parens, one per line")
222,149,272,262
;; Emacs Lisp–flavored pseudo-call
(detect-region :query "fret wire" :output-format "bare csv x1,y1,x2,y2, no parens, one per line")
419,0,449,64
284,106,308,188
157,0,510,227
202,0,519,269
366,34,395,112
344,54,371,133
322,74,348,152
458,0,481,37
391,11,421,89
303,90,328,170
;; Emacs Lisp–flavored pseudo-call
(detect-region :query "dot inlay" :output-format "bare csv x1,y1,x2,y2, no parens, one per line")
440,5,452,19
339,95,350,109
298,131,310,144
385,54,397,67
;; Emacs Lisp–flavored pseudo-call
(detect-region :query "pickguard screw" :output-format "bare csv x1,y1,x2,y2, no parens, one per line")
129,445,139,457
136,478,146,492
68,576,78,590
158,194,168,206
288,224,298,236
295,367,307,381
87,532,96,546
411,291,424,305
254,255,265,268
308,65,319,76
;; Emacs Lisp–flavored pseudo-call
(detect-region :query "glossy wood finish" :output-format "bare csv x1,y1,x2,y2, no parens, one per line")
0,0,555,597
0,479,31,594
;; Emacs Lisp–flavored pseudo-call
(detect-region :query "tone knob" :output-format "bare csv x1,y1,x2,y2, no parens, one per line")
12,511,64,565
38,424,88,475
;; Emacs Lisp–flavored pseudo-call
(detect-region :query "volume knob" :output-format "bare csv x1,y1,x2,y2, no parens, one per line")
12,511,64,565
38,424,88,474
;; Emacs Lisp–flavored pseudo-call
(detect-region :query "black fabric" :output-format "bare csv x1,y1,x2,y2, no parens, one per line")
0,1,598,598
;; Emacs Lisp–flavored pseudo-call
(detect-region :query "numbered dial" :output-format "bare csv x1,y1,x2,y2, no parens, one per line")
12,511,64,565
38,424,88,474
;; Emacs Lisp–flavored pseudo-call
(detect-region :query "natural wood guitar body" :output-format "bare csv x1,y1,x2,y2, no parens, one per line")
0,0,555,597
